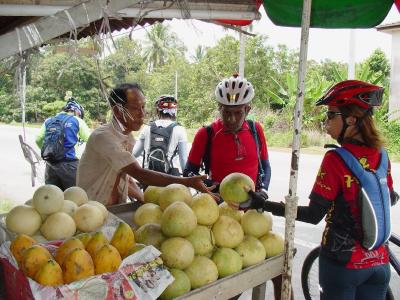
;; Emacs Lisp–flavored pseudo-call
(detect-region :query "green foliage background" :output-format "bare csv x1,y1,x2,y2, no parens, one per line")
0,24,397,157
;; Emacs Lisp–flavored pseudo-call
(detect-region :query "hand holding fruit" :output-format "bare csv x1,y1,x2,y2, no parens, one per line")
239,190,268,211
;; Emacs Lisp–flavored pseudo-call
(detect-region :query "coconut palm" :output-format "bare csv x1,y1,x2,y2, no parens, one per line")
143,22,186,71
192,45,206,63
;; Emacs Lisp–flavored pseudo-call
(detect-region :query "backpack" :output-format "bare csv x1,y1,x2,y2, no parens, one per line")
202,119,265,189
145,121,178,174
334,147,391,250
41,114,73,163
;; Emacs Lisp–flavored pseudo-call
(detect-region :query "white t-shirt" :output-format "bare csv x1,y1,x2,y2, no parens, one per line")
77,121,136,205
135,119,188,169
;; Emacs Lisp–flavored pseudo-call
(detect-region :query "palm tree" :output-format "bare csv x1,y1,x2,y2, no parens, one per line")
191,45,206,63
143,22,186,71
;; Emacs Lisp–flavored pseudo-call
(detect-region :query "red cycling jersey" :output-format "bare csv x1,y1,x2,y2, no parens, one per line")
310,143,393,269
187,119,268,185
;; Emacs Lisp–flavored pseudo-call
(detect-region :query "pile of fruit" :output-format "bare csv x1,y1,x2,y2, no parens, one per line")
133,173,285,300
5,185,108,241
9,222,135,286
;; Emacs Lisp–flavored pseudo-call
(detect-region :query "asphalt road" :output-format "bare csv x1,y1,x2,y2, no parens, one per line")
0,124,399,299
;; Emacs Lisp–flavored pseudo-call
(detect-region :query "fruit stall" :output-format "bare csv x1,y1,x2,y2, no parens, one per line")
2,1,399,299
0,183,286,300
0,183,283,299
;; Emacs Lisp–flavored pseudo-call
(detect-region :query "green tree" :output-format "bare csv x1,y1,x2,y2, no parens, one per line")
191,45,207,63
143,22,186,71
103,36,144,85
365,49,390,78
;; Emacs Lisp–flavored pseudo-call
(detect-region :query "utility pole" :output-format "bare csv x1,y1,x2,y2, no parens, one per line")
239,27,247,77
348,29,356,79
175,71,178,100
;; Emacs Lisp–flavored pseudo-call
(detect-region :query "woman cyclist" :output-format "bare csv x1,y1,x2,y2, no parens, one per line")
244,80,399,300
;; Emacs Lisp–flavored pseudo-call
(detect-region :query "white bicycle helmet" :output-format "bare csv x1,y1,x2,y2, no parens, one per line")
215,73,255,105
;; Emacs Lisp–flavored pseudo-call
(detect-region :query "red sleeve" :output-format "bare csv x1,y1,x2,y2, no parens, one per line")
255,122,268,161
310,151,342,202
187,127,208,166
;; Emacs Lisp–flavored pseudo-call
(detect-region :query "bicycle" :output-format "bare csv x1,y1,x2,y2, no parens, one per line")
301,232,400,300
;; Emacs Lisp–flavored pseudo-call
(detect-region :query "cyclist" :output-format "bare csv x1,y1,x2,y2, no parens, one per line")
184,74,283,299
36,94,90,190
133,95,188,176
183,73,271,193
244,80,399,300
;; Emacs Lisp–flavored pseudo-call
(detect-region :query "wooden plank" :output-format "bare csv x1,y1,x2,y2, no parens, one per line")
176,255,283,300
0,0,140,59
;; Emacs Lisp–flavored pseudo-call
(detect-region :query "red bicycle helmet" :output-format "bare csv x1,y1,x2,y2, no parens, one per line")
155,95,178,116
316,80,384,109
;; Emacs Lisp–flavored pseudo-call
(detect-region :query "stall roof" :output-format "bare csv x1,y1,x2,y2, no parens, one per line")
0,0,262,59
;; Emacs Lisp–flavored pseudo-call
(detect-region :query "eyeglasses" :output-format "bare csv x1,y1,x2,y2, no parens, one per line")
326,111,342,120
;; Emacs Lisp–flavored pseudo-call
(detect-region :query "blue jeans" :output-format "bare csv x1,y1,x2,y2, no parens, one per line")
319,254,390,300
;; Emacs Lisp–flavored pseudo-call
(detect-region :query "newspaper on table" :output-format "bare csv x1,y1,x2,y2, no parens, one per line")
0,212,174,300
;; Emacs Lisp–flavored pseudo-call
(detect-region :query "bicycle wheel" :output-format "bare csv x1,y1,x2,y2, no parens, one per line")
301,246,321,300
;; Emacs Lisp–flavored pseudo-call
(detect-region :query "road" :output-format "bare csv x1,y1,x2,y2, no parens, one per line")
0,124,399,299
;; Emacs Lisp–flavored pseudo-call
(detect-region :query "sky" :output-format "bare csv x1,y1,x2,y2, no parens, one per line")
128,4,400,64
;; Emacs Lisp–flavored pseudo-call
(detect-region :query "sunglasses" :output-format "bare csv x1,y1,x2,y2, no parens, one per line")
326,111,342,120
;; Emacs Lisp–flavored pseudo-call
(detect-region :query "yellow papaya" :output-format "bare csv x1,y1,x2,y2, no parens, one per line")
85,232,109,258
55,238,84,266
93,244,122,274
10,234,36,266
21,245,52,278
111,222,135,258
75,232,92,247
34,259,63,286
62,248,94,284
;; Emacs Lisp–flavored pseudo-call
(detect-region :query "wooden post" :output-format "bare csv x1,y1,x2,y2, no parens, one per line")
281,0,312,299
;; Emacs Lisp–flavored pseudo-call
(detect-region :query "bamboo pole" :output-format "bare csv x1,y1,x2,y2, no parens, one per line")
281,0,312,299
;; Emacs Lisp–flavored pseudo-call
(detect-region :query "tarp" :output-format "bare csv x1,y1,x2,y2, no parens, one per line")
263,0,395,28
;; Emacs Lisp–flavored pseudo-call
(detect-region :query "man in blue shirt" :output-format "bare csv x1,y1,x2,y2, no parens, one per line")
36,95,90,190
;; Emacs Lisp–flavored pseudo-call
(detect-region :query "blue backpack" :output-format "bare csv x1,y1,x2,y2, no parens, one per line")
41,114,73,163
334,147,391,250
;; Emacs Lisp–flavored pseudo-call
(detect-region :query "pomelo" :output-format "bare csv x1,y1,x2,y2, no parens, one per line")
161,237,194,269
186,225,215,256
143,186,163,204
259,232,285,258
184,256,218,288
135,223,166,249
219,173,255,204
212,247,242,278
241,210,272,238
160,268,191,300
218,202,244,222
235,236,266,267
134,203,162,226
161,202,197,237
158,184,192,210
212,216,243,248
191,193,219,226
